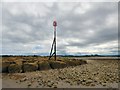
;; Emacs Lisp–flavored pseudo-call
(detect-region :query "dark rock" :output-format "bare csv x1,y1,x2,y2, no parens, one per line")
49,61,67,69
23,62,38,72
8,64,22,73
38,61,51,70
2,61,11,72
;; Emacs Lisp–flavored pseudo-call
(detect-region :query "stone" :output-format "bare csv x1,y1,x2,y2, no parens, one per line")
39,83,42,85
38,61,51,70
28,83,32,87
58,76,65,80
2,61,11,72
8,64,22,73
81,82,86,85
49,61,67,69
102,83,106,86
47,82,53,87
20,78,28,82
64,59,87,67
90,83,95,86
86,80,93,84
53,85,57,88
82,79,86,82
23,62,38,72
15,60,23,65
64,60,78,66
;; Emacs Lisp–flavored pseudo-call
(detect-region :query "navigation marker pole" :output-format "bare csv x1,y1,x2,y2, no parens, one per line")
49,20,57,60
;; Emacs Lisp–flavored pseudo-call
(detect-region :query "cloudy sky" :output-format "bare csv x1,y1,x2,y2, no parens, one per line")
2,2,118,55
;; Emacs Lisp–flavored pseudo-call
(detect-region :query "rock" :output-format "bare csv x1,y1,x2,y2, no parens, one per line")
58,76,65,80
80,60,87,64
39,83,42,85
20,78,28,82
65,80,71,83
15,60,23,65
16,81,18,83
23,62,38,72
47,82,54,87
2,61,11,72
37,79,41,83
102,83,106,86
49,61,67,69
28,83,32,87
38,61,51,70
63,59,87,67
90,83,95,86
81,82,86,85
94,77,99,82
8,64,22,73
77,80,81,85
82,79,86,82
86,80,93,84
64,60,78,66
53,85,57,88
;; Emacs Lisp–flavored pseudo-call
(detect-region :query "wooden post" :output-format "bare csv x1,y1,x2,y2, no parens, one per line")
49,21,57,60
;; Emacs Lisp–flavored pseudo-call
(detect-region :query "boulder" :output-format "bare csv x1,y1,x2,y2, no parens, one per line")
15,60,23,65
8,64,22,73
2,61,11,73
63,59,87,66
80,60,87,64
49,61,67,69
23,62,38,72
64,60,78,66
38,61,51,70
22,60,38,63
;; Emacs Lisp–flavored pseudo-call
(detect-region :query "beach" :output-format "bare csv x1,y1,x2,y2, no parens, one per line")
2,58,119,88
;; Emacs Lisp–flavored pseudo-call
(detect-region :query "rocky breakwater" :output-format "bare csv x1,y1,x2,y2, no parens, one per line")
2,57,87,73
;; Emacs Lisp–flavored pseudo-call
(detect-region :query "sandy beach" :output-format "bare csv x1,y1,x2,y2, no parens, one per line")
2,59,119,88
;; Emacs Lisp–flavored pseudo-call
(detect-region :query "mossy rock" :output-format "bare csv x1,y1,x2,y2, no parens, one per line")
80,60,87,64
63,60,78,66
23,62,38,72
49,61,67,69
63,59,87,66
15,60,23,65
38,61,51,70
8,64,22,73
23,60,38,63
2,61,11,73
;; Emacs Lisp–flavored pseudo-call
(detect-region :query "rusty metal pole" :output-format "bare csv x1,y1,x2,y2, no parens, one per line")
54,26,56,60
54,21,57,60
48,21,57,60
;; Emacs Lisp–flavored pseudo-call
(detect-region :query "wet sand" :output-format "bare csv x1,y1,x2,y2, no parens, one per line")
2,59,119,88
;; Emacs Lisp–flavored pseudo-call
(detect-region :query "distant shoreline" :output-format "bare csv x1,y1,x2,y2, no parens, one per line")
1,54,119,57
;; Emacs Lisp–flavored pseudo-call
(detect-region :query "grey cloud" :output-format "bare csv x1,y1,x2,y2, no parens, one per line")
2,2,118,55
56,3,118,49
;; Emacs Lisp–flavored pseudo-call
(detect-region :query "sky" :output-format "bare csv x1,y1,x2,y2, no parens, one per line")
1,2,118,55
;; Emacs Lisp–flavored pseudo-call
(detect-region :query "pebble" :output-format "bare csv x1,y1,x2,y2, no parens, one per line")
39,83,42,85
16,81,18,83
47,83,52,87
28,83,32,87
5,60,119,88
90,83,95,86
102,83,106,86
53,84,57,88
20,78,27,82
81,82,86,85
65,80,71,83
87,80,93,83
